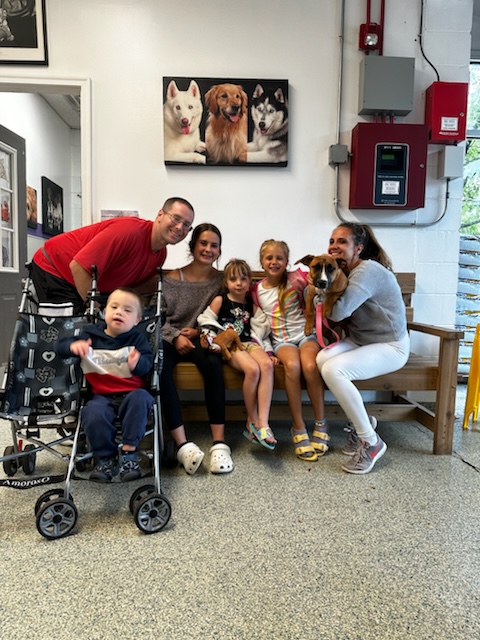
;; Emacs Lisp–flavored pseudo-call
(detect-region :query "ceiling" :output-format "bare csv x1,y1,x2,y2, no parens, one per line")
41,92,81,129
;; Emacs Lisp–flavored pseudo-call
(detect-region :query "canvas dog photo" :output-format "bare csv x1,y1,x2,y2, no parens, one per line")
41,176,64,236
163,76,288,167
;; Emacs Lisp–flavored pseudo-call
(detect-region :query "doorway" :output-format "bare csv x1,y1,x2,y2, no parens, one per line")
0,76,92,227
0,76,92,366
0,124,26,365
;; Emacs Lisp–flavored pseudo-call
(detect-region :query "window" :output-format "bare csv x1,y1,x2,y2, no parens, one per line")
462,63,480,232
0,142,18,271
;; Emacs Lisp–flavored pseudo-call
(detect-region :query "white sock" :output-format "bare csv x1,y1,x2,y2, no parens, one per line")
362,433,378,447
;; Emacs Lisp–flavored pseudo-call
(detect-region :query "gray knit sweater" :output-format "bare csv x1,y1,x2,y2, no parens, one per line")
328,260,407,345
161,272,224,344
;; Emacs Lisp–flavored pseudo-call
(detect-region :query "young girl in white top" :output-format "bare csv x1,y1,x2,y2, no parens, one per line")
198,259,276,448
251,240,328,461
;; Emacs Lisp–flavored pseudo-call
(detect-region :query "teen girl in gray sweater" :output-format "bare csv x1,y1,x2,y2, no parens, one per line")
316,223,410,475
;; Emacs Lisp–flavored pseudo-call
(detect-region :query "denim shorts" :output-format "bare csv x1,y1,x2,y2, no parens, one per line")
273,334,317,354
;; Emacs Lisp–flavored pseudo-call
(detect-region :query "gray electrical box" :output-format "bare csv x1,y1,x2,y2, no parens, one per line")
358,56,415,116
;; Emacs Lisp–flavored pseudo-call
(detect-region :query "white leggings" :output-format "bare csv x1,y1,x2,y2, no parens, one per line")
316,333,410,440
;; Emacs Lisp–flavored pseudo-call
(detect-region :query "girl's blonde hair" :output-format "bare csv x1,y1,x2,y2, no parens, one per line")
259,239,290,311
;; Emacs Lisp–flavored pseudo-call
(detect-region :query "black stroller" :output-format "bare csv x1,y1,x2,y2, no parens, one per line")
0,266,172,539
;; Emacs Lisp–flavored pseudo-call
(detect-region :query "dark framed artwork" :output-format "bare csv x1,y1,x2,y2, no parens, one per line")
163,76,288,167
41,176,63,236
0,0,48,65
26,185,37,229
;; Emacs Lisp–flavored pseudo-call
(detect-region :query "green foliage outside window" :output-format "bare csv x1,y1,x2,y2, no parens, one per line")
462,64,480,233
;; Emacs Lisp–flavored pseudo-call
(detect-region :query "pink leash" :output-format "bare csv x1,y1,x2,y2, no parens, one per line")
315,300,341,349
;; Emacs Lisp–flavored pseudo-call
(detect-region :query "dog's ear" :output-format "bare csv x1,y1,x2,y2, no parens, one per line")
253,84,264,99
166,80,179,100
205,86,218,114
295,255,315,267
188,80,201,99
335,258,350,275
274,88,286,104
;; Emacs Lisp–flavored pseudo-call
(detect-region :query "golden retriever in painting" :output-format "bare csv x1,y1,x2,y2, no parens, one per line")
204,83,248,164
27,185,38,227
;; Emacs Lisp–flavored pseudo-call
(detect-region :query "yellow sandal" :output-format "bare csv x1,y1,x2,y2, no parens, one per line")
311,420,330,456
291,428,318,462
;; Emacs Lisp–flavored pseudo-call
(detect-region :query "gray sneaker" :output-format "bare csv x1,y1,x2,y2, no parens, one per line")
341,416,377,456
341,435,387,474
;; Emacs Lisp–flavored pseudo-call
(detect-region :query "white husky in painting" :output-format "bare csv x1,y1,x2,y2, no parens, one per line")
163,79,206,164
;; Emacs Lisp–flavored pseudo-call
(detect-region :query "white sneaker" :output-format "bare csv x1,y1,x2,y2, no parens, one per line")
176,442,204,475
209,443,234,474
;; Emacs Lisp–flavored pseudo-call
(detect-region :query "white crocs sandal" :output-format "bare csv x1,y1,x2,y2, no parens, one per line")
209,443,234,474
176,442,205,475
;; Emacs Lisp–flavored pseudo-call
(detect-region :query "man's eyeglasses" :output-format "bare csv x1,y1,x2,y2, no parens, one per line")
164,211,193,232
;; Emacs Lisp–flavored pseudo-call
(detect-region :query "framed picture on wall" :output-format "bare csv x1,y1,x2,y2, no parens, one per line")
0,0,48,65
27,185,37,229
163,76,289,167
41,177,63,236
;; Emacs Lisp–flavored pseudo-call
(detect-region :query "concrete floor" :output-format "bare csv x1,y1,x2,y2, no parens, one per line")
0,384,478,639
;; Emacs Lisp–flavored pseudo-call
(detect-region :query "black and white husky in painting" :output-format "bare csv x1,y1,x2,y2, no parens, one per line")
247,84,288,164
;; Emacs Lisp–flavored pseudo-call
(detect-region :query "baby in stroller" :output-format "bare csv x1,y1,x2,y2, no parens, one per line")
56,287,154,483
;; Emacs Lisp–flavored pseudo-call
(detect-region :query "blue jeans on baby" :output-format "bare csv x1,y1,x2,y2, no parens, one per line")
81,389,153,459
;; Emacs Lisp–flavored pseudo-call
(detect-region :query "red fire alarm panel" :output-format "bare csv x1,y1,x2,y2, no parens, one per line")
349,123,428,210
425,81,468,144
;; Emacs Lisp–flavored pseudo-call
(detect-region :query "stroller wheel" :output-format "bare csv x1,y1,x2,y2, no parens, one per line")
36,497,78,540
34,489,74,516
134,493,171,534
22,444,36,475
129,484,155,515
3,446,18,477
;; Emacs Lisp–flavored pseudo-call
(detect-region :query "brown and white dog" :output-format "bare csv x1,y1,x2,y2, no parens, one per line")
200,328,245,361
295,254,349,336
204,83,248,164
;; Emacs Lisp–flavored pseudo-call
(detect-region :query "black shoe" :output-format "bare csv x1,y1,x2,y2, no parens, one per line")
119,451,141,482
89,457,118,482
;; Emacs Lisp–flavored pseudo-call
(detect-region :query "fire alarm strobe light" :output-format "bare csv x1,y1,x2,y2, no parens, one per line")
359,22,382,51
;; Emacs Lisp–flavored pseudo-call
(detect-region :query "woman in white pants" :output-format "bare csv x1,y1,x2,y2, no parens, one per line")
316,223,410,475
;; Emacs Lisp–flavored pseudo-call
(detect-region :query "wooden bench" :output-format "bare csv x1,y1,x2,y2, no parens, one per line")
168,271,464,455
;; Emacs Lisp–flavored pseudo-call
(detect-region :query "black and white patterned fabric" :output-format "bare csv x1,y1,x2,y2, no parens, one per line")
1,312,89,423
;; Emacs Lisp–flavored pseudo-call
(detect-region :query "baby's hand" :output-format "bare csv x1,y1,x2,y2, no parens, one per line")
70,338,92,358
128,348,141,371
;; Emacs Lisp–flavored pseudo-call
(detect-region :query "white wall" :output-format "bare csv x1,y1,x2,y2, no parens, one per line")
0,0,474,355
0,91,77,257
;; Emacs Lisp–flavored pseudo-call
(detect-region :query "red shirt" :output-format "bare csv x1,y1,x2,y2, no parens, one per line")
33,217,166,293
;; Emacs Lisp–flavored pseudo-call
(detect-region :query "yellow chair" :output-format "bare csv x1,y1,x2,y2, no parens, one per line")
463,324,480,429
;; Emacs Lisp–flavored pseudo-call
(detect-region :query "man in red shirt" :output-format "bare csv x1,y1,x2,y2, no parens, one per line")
31,197,194,313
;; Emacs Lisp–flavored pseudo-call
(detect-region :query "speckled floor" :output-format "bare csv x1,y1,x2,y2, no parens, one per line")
0,385,479,639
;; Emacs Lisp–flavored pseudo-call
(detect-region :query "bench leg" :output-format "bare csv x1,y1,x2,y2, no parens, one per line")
433,336,460,455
